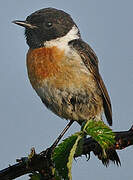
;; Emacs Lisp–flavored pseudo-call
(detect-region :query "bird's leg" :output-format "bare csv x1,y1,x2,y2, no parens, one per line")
39,120,74,158
50,120,74,150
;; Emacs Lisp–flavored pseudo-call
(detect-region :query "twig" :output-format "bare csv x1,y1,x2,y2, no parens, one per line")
0,125,133,180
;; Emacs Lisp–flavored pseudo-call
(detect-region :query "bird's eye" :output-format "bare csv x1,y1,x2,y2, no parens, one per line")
45,22,53,28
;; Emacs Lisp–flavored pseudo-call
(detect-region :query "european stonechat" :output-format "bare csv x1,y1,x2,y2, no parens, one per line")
13,8,113,149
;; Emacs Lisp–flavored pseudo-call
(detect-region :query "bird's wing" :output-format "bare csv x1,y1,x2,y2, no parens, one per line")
69,39,112,126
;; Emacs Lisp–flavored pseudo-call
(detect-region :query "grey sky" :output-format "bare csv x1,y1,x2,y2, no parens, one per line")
0,0,133,179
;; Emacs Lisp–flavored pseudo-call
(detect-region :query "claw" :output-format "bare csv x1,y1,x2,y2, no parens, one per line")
85,153,90,161
39,147,53,159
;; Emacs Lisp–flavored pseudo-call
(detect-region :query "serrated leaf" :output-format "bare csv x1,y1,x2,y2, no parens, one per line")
52,135,77,179
83,120,115,156
52,132,83,180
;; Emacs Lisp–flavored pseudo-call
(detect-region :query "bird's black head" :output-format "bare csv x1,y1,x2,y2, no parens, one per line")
13,8,80,49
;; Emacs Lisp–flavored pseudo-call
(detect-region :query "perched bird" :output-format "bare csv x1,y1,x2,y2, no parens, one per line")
13,8,119,163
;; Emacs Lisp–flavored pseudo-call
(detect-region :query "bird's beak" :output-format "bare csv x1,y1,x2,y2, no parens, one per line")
12,20,37,29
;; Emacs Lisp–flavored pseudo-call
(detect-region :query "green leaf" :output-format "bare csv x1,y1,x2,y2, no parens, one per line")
52,132,83,180
83,120,115,156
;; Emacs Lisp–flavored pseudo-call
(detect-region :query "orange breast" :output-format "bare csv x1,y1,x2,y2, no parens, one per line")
26,46,65,88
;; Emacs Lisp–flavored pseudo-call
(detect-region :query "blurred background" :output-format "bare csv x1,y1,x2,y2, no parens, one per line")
0,0,133,179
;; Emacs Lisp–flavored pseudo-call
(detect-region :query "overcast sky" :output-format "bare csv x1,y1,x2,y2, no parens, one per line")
0,0,133,179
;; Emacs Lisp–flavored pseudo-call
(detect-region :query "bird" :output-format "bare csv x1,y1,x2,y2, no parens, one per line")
12,8,119,163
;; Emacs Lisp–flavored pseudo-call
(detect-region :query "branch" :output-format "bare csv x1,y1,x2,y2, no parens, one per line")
0,125,133,180
80,125,133,166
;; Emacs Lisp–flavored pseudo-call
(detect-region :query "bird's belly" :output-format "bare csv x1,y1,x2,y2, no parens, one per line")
36,71,103,122
27,46,103,121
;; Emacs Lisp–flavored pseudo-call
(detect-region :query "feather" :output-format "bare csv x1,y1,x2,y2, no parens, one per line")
69,39,112,125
